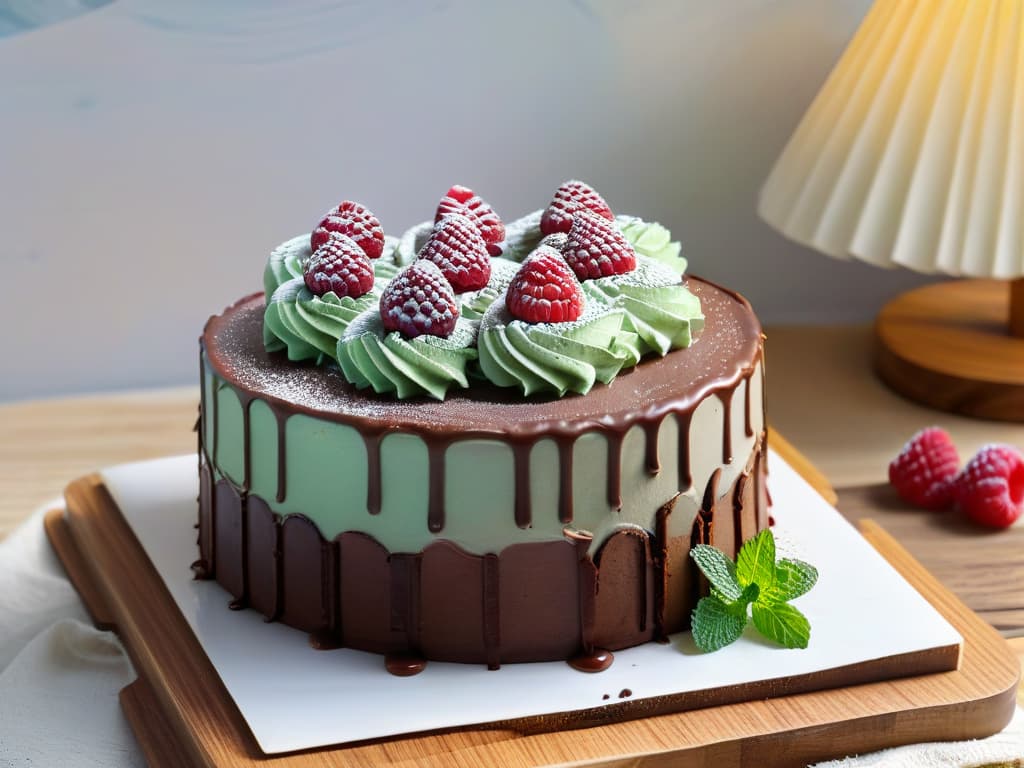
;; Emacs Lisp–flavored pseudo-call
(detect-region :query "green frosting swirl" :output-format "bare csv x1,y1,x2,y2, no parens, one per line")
263,234,400,300
500,209,545,262
616,215,687,274
263,277,382,363
476,299,633,396
582,256,704,357
460,258,520,319
394,221,432,267
263,235,308,301
336,311,478,400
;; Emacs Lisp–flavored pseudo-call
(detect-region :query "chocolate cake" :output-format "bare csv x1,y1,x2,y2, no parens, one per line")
195,182,767,673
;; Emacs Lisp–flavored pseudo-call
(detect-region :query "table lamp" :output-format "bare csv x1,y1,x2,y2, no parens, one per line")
758,0,1024,422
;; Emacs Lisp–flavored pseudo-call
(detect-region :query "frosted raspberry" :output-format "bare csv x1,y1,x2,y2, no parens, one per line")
562,210,637,281
540,180,614,236
888,427,960,510
303,235,375,299
506,246,584,324
417,213,491,293
311,200,385,259
380,260,459,339
954,444,1024,529
435,184,505,256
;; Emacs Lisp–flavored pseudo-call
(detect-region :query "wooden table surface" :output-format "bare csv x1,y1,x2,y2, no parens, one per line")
1,325,1022,706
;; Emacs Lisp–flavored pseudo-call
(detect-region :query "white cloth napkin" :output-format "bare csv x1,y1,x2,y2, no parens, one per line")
0,504,1020,767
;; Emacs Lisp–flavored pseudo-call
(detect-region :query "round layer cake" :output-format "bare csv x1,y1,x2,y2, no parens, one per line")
197,279,766,668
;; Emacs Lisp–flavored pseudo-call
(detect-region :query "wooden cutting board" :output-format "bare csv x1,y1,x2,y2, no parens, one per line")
45,436,1020,768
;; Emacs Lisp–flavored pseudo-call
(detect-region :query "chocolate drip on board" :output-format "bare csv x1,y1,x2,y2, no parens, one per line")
385,654,427,677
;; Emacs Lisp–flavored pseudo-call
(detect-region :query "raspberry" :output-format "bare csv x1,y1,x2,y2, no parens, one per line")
888,427,960,510
562,210,637,281
954,445,1024,529
435,184,505,256
311,200,385,259
540,180,614,236
303,235,375,299
417,213,491,293
380,260,459,339
506,246,584,324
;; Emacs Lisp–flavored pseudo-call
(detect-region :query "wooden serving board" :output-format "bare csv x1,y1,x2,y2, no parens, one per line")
837,482,1024,636
46,441,1020,768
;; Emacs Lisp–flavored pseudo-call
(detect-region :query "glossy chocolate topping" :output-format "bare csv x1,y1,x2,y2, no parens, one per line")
203,278,760,437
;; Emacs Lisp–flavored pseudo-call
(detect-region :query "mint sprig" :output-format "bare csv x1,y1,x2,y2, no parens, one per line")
689,529,817,652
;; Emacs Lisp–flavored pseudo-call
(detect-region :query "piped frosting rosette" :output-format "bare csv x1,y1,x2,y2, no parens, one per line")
616,216,687,275
498,209,545,262
476,295,634,397
336,309,478,401
581,255,704,357
263,277,384,363
459,257,520,319
263,199,403,363
263,233,400,300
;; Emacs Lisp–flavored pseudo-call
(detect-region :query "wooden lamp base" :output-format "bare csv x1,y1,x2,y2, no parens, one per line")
875,278,1024,422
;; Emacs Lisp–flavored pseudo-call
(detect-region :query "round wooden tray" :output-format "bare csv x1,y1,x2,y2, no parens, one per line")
875,279,1024,422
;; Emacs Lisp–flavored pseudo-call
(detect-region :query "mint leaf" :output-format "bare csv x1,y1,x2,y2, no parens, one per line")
765,558,818,603
690,544,742,601
751,602,811,649
736,529,776,592
691,595,747,653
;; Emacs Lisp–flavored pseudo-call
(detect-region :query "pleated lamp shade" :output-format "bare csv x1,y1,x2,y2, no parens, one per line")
759,0,1024,279
759,0,1024,421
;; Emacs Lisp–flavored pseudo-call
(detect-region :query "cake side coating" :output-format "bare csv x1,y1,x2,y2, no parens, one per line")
195,277,768,666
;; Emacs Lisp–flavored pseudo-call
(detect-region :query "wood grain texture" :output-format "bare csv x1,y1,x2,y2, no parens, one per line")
48,480,1019,768
0,386,198,540
874,279,1024,421
837,484,1024,637
1011,277,1024,339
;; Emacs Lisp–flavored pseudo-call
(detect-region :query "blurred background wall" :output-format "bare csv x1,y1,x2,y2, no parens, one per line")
0,0,938,401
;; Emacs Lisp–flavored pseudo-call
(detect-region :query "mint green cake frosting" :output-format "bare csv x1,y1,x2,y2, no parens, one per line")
460,257,520,320
336,310,478,400
263,277,383,363
582,256,705,357
476,299,633,396
616,216,687,274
